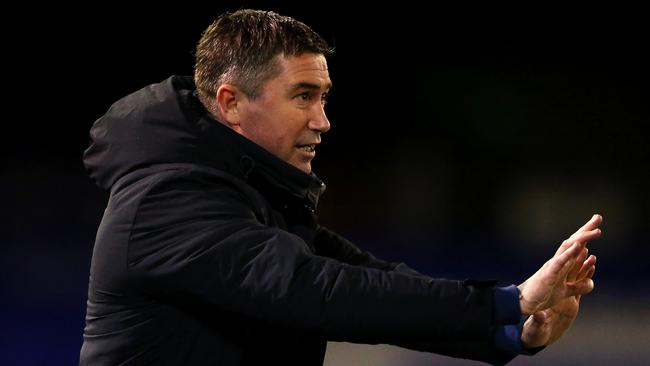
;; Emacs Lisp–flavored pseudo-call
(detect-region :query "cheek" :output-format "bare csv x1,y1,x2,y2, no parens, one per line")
260,125,294,158
279,135,297,157
249,105,307,159
275,119,302,146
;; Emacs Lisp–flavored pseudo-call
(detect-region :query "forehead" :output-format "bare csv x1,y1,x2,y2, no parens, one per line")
271,53,332,90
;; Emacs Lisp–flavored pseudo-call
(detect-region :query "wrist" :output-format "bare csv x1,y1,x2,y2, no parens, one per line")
517,284,535,315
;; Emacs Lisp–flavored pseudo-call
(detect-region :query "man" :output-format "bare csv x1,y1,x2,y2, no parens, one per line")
81,9,601,365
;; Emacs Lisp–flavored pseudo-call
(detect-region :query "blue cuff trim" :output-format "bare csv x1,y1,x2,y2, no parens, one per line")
493,285,521,325
494,316,546,356
494,322,525,355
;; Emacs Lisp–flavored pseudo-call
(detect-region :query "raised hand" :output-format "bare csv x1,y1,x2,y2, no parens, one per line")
521,244,597,348
517,214,602,316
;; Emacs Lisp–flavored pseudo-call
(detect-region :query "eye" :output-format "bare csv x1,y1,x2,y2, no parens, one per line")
293,91,330,106
296,92,311,101
321,92,329,105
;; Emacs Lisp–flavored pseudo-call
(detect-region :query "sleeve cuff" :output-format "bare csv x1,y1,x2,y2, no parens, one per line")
494,316,546,356
493,285,522,325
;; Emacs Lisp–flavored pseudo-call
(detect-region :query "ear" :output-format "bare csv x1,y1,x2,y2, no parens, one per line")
215,84,244,132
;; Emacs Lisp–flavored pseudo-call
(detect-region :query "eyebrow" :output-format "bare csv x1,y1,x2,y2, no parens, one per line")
288,81,333,94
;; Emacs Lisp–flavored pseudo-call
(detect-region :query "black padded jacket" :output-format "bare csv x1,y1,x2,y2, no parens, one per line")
80,76,513,365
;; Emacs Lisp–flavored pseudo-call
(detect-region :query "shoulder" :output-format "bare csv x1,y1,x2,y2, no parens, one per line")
146,163,269,219
110,163,270,226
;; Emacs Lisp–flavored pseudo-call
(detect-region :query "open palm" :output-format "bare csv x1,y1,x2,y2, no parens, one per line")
520,217,599,348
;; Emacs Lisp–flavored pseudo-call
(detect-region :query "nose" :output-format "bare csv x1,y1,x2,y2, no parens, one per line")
308,104,331,133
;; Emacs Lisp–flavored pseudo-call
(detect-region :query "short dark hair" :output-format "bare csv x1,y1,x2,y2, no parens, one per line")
194,9,333,113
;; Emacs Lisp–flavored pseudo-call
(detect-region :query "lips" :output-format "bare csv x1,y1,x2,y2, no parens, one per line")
297,144,316,152
296,142,318,152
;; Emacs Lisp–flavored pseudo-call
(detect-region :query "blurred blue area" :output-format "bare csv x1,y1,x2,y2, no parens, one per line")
1,304,85,365
3,6,648,365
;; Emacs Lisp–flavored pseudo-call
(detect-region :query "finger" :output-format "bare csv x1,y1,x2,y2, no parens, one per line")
566,248,586,282
571,228,602,245
549,242,582,277
568,248,589,282
556,229,599,256
566,277,595,297
570,214,603,236
556,229,602,256
585,265,595,280
555,239,576,256
575,255,597,281
563,219,602,251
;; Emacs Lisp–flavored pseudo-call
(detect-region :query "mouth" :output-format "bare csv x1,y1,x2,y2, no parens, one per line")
297,144,316,152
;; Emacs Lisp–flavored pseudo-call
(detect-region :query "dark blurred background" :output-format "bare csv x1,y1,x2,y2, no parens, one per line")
2,3,648,365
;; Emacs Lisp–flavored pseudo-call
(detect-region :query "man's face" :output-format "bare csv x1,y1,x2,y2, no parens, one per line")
236,53,332,174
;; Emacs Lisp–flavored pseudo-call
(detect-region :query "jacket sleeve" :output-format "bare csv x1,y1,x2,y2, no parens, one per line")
313,226,431,278
126,171,507,364
312,226,519,364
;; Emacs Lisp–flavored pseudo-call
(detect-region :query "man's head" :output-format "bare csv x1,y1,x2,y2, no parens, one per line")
194,9,334,174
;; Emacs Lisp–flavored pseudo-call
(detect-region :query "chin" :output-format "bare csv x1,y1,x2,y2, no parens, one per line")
294,163,312,174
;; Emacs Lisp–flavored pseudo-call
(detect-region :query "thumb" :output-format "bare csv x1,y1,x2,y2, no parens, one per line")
532,310,548,324
522,312,550,348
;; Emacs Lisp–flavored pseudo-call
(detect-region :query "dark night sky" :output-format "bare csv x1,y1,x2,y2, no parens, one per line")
2,4,648,365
